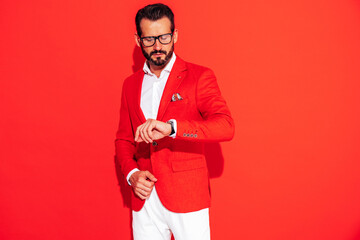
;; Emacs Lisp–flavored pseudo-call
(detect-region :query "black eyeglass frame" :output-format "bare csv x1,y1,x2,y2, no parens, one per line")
140,33,173,47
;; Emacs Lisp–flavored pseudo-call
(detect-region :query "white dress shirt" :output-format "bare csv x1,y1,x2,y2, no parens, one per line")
141,53,176,119
127,53,177,184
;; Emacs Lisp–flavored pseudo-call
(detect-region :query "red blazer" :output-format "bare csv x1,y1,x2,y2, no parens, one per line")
115,57,234,213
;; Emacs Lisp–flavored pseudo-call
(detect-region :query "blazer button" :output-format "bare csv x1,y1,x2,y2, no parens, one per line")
152,141,158,146
190,134,193,137
183,133,187,137
194,134,197,138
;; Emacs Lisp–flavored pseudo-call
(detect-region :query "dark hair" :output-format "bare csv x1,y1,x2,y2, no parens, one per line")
135,3,175,37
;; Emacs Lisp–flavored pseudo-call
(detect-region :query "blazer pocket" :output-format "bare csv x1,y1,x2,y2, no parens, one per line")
171,157,206,172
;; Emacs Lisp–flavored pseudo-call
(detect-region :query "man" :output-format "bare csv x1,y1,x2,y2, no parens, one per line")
115,3,234,240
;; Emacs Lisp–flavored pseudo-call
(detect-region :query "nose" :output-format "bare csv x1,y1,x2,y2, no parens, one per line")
153,38,162,50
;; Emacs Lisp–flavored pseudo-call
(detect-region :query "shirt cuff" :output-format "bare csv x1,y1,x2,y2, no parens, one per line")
168,119,177,138
126,168,140,186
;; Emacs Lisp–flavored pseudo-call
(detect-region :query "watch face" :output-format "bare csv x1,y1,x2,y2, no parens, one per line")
168,121,175,135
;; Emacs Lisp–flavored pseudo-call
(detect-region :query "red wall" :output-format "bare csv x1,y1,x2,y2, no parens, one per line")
1,0,360,239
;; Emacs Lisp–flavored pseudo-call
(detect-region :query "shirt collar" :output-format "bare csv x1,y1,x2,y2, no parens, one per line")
143,53,177,77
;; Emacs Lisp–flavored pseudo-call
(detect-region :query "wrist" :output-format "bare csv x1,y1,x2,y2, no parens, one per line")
167,120,175,136
127,168,140,186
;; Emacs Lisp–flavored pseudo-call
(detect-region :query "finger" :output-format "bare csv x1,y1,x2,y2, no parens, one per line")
141,120,153,143
135,124,142,142
147,121,157,141
143,121,153,143
135,189,148,200
135,181,152,192
145,171,158,182
136,187,151,197
139,124,149,143
139,179,155,189
137,173,155,188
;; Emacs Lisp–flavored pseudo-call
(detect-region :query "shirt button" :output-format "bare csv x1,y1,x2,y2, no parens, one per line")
152,141,158,146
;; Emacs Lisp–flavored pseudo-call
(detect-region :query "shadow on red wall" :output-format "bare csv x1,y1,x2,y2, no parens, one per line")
132,45,145,72
114,156,133,240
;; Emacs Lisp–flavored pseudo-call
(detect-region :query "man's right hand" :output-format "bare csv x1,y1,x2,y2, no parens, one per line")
129,170,157,200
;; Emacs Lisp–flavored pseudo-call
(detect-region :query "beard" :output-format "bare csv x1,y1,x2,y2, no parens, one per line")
141,44,174,67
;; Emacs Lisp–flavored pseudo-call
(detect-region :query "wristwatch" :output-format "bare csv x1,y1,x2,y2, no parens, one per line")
167,120,175,136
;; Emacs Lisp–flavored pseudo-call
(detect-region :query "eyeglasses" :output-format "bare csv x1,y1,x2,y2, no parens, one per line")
140,33,173,47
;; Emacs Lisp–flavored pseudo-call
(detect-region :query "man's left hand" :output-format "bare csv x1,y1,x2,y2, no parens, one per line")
135,119,171,143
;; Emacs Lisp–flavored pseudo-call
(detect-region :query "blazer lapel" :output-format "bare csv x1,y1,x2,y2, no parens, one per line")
157,57,187,121
131,70,147,123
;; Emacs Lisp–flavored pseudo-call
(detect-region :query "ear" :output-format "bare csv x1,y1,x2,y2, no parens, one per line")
173,29,178,44
134,33,141,47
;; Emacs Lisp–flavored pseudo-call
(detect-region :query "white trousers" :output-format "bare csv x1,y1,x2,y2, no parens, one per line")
132,187,210,240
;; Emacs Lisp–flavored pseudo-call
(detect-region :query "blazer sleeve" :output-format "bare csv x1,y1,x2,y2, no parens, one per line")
115,81,138,178
176,69,235,142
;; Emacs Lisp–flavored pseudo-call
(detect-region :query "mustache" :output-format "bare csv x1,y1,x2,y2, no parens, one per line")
150,50,167,56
